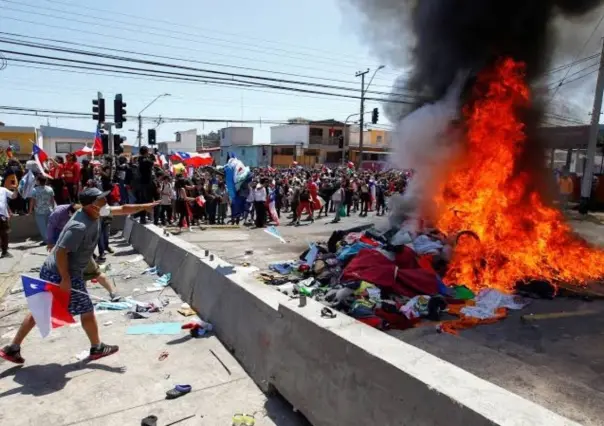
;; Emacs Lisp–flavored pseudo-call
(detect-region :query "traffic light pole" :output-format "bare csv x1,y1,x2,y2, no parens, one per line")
104,122,114,180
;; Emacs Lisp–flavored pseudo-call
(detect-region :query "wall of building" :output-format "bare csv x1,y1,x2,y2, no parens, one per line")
220,145,271,167
173,129,198,152
43,137,95,158
270,125,309,147
0,127,36,160
220,127,254,147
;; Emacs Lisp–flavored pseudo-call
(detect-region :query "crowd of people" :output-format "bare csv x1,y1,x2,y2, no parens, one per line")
0,147,411,366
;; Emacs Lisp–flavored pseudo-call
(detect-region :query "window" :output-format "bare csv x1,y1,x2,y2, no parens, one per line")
309,128,323,137
273,147,294,156
325,152,341,163
56,142,87,153
305,149,318,156
376,135,383,144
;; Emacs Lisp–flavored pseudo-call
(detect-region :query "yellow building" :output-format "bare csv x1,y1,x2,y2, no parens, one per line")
0,125,36,161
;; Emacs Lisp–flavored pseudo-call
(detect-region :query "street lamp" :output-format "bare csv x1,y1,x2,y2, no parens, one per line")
137,93,171,148
356,65,385,167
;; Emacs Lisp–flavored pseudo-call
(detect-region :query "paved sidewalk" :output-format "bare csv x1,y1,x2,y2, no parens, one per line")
0,234,308,426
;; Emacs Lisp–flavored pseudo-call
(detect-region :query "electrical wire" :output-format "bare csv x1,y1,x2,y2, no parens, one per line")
0,38,424,101
548,10,604,101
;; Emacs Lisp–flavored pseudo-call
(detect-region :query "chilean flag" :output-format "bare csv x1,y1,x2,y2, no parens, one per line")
22,275,75,338
32,144,52,178
75,129,103,157
170,151,212,167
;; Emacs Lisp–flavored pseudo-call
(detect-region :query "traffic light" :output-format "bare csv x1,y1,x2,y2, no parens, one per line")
92,97,105,123
148,129,156,145
101,133,109,155
114,94,127,129
338,135,344,149
371,107,379,124
113,134,124,155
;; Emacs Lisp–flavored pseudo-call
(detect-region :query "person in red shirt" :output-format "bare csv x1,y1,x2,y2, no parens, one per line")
62,153,81,202
49,156,67,205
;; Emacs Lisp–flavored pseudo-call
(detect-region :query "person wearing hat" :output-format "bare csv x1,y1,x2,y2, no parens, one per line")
0,188,156,364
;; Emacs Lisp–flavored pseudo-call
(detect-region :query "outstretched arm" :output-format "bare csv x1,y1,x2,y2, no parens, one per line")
110,201,158,216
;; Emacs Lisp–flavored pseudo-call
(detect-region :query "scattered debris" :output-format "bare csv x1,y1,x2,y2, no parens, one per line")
126,322,182,335
177,307,196,317
124,275,132,280
96,301,133,311
9,286,23,295
209,349,232,375
182,318,213,337
146,287,163,293
158,350,169,361
165,414,196,426
165,384,192,400
103,321,113,326
141,415,158,426
127,255,145,264
232,413,256,426
126,311,150,319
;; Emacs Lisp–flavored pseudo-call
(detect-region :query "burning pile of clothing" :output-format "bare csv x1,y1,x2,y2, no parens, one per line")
261,222,531,335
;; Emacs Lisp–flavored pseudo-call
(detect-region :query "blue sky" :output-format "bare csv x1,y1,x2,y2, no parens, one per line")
0,0,402,144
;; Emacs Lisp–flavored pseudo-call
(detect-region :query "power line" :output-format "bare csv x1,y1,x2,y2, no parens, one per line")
35,0,395,71
0,31,417,93
0,105,292,124
0,38,424,101
548,10,604,101
0,2,401,84
2,0,395,73
1,52,408,104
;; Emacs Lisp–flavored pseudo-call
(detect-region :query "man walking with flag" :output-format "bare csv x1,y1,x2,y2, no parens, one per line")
1,188,121,364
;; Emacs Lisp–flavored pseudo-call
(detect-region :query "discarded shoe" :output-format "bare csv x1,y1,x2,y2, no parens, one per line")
166,384,192,400
141,415,158,426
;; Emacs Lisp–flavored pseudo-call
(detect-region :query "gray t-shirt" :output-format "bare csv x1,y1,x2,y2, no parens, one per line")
43,210,100,279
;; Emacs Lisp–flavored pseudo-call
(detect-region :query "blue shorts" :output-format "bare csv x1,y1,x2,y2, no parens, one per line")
40,266,94,316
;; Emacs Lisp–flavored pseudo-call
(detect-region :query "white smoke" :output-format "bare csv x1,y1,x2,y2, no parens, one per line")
389,72,467,222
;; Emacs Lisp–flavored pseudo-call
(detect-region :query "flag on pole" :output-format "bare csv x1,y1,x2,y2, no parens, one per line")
264,225,287,244
32,144,51,178
195,195,206,207
21,275,75,338
75,129,103,157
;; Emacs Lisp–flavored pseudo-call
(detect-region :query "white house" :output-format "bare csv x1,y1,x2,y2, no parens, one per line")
39,126,95,158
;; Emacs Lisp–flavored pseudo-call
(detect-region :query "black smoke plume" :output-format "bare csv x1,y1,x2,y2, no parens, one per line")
348,0,604,120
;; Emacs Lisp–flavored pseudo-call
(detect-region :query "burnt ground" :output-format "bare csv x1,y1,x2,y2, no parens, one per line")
392,213,604,426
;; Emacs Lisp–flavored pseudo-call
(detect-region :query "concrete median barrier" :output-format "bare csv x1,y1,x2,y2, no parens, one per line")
125,218,580,426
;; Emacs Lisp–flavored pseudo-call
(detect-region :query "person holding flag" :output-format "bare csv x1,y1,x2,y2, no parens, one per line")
0,188,157,364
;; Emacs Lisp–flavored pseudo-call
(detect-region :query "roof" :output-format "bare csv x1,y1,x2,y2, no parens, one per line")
309,119,347,127
40,126,94,139
0,126,36,133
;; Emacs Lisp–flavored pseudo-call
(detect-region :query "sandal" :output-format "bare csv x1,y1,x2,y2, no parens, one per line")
166,384,192,400
320,307,336,319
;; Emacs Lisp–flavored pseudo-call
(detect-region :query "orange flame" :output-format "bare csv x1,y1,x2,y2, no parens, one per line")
435,58,604,291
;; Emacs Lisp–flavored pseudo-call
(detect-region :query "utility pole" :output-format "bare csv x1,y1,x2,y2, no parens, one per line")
137,114,142,149
356,69,369,167
579,38,604,214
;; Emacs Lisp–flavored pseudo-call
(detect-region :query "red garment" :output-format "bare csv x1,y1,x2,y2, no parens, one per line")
63,162,80,184
359,235,380,247
357,316,385,329
297,201,313,218
49,164,64,179
395,246,419,269
341,249,439,298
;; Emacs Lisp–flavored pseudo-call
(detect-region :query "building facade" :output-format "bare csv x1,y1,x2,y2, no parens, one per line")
0,125,36,161
270,119,349,168
38,126,95,159
220,145,271,168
